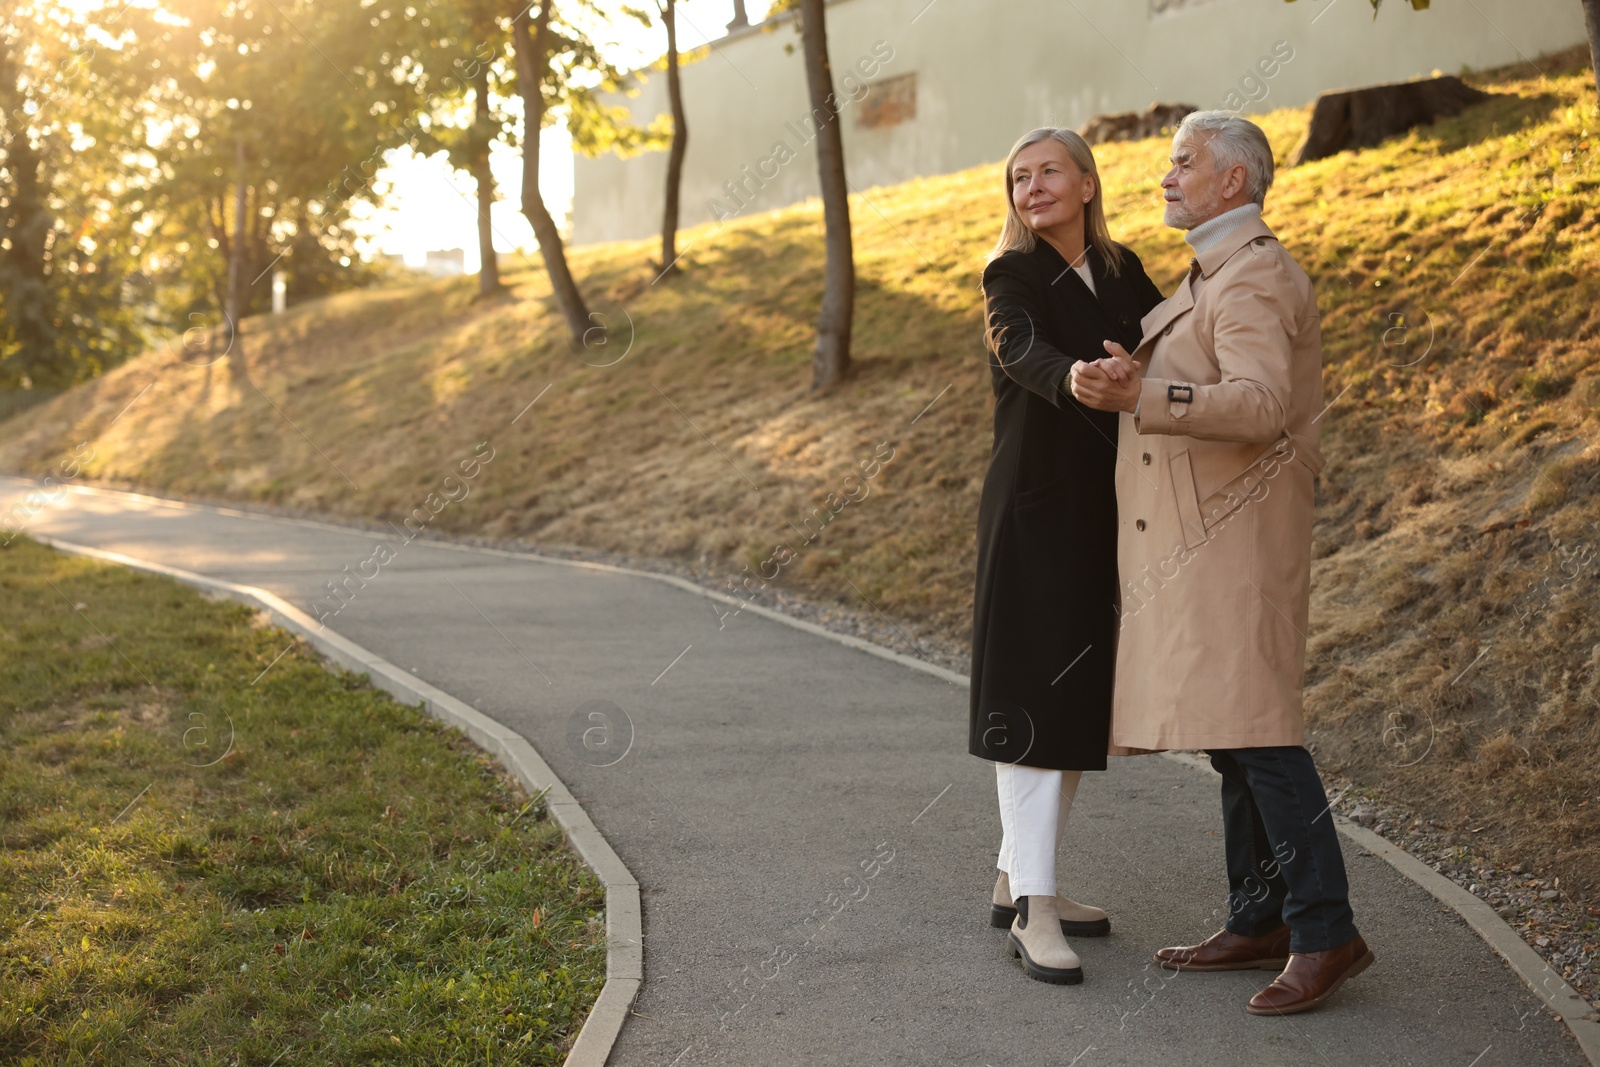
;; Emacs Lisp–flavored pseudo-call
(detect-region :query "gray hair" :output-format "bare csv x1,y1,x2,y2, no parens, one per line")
1175,110,1275,205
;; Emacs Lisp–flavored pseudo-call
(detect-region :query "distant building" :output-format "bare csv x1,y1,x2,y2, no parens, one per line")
572,0,1586,245
423,249,466,276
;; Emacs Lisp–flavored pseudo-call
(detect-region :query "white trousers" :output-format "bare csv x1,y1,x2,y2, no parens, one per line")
995,762,1083,900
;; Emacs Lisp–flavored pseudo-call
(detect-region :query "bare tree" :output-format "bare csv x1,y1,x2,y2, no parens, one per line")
512,0,590,345
657,0,688,276
797,0,853,390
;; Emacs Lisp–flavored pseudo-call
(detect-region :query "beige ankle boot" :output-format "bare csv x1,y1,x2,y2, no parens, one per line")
991,870,1111,936
1006,895,1084,984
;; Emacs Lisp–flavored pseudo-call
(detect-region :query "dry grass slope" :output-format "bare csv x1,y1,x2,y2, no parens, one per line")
4,50,1597,904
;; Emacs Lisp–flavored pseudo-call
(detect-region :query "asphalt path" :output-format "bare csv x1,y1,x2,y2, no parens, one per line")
3,476,1583,1067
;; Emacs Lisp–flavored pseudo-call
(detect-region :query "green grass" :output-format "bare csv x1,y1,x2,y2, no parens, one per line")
0,537,604,1064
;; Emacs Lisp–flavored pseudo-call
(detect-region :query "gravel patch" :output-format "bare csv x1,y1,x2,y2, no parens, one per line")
1320,773,1600,1016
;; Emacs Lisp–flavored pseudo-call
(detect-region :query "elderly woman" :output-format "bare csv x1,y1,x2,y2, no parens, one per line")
970,128,1164,984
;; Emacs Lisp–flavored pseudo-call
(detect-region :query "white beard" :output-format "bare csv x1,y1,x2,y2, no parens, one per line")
1164,191,1219,230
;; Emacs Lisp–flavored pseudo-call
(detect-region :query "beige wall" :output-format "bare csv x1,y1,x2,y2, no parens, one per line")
572,0,1587,245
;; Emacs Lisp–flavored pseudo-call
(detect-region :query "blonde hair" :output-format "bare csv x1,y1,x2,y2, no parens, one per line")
988,127,1124,276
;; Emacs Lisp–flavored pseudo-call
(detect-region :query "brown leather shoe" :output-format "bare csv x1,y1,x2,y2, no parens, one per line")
1246,935,1374,1016
1155,924,1291,972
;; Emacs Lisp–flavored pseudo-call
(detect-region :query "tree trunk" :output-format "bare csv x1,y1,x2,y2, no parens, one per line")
1080,102,1197,146
209,198,230,337
225,133,249,377
658,0,687,276
512,0,590,345
798,0,853,391
1290,75,1491,165
726,0,749,32
287,202,308,299
0,35,60,387
246,184,270,294
471,62,502,297
1584,0,1600,101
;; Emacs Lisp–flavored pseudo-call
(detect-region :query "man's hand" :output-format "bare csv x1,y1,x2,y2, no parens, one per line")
1070,340,1141,413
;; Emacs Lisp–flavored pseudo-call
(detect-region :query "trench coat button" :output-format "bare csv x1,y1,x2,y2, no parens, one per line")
1135,519,1147,531
1162,323,1173,336
1142,452,1151,465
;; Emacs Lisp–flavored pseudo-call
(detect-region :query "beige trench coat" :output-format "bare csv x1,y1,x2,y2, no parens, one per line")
1110,215,1325,753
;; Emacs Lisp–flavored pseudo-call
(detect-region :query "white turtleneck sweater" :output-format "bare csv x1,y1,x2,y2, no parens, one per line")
1185,202,1263,256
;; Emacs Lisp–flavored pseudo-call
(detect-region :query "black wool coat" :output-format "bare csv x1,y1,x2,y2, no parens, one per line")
968,240,1164,771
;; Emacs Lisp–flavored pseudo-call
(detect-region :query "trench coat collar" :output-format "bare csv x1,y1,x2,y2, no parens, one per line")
1136,215,1278,352
1195,213,1277,279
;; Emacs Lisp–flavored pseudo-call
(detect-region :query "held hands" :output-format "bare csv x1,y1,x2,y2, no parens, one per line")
1069,340,1141,413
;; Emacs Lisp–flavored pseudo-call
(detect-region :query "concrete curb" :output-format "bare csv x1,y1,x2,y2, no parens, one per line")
1342,814,1600,1058
34,535,641,1067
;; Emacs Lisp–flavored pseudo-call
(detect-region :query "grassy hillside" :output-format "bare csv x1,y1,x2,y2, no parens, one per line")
4,45,1597,920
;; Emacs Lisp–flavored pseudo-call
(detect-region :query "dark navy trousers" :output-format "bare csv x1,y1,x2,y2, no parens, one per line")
1206,746,1360,954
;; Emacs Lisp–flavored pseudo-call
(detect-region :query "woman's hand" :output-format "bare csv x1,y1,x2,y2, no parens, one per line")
1070,340,1142,413
1096,340,1137,382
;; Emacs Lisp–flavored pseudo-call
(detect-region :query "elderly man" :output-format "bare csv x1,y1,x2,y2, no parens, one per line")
1070,111,1372,1015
